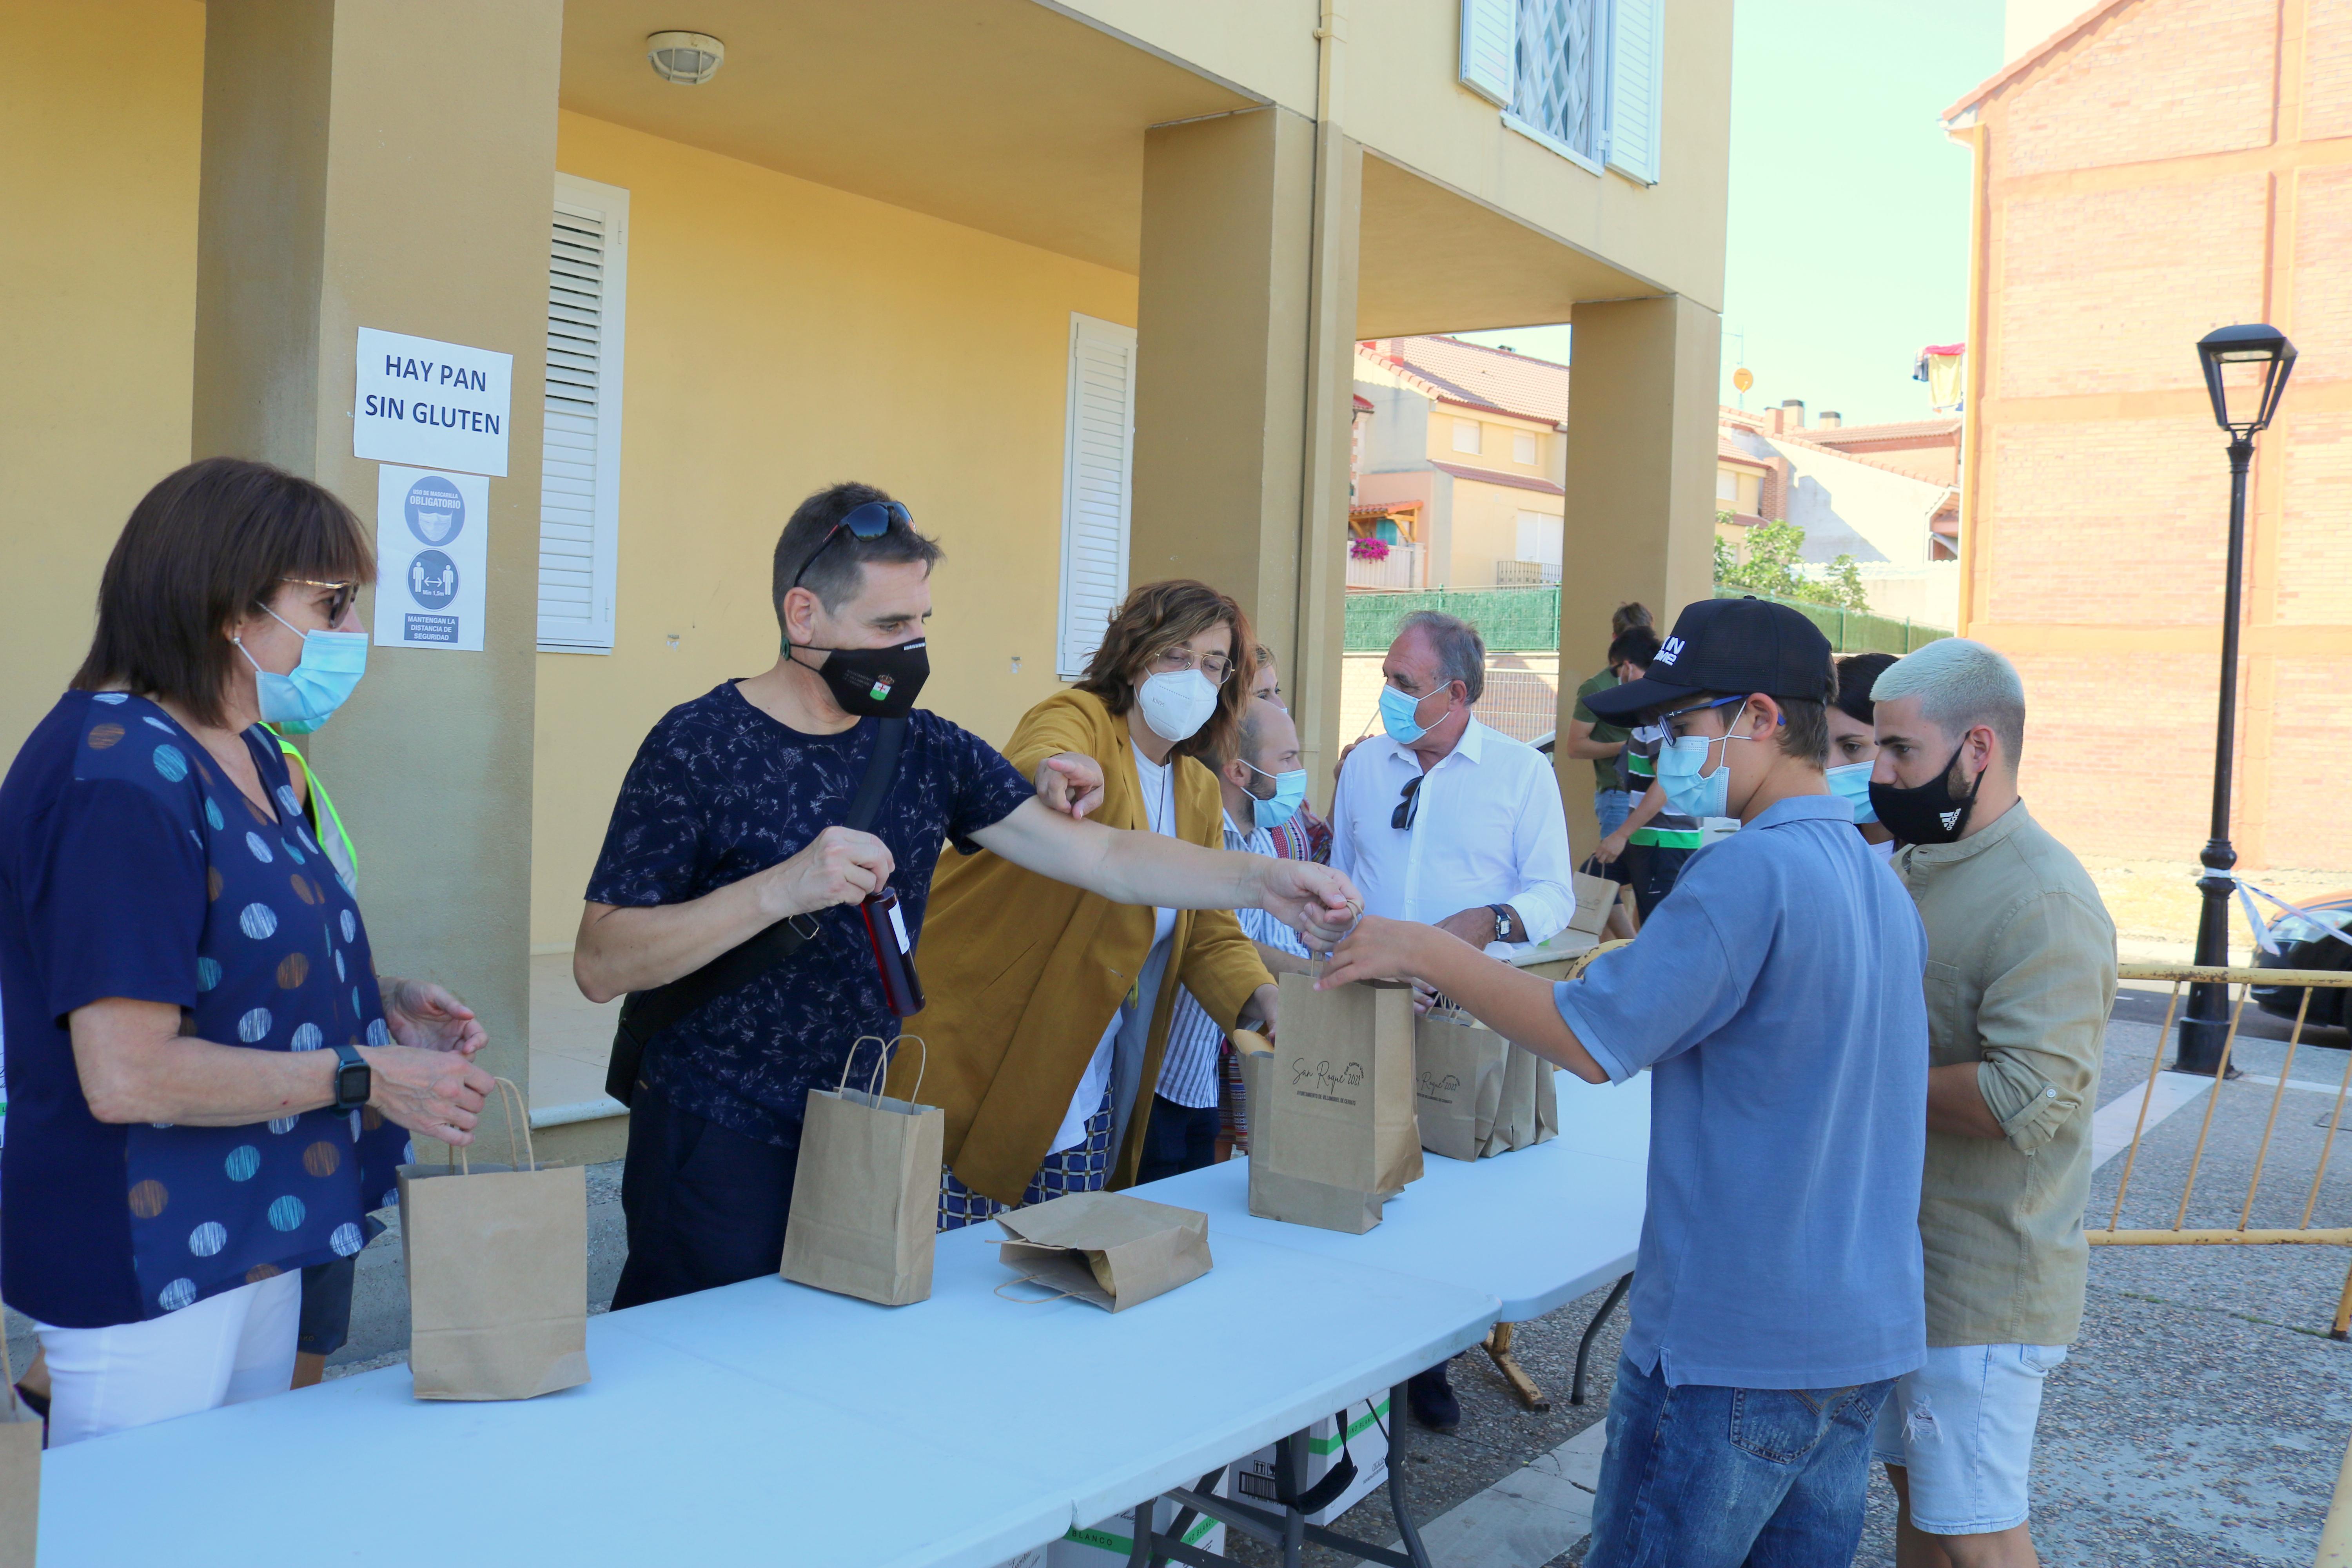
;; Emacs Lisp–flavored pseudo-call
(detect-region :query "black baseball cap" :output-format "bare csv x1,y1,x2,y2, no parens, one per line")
1584,596,1835,720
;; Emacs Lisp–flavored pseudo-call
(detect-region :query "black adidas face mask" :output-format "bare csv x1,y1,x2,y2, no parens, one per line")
788,637,929,719
1868,744,1982,846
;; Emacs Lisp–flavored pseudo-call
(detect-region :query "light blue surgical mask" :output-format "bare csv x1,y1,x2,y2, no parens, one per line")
1826,760,1877,823
1379,682,1443,745
1655,702,1752,821
236,606,368,735
1244,760,1309,829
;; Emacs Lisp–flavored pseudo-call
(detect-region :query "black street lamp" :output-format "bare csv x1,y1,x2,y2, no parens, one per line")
2175,323,2297,1074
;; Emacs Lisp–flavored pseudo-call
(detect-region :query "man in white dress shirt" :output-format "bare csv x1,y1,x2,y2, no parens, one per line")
1329,610,1576,1432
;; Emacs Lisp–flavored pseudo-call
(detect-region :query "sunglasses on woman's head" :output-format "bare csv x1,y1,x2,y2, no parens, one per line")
792,501,913,593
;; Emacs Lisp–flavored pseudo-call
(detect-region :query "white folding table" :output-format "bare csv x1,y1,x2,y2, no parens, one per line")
34,1226,1499,1568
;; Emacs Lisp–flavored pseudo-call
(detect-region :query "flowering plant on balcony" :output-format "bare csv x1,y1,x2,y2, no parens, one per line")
1348,537,1391,562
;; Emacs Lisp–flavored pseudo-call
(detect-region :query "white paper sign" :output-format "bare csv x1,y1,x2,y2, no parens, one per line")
375,466,489,652
354,327,513,476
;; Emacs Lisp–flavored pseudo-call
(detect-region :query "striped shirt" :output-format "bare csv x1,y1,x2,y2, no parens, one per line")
1156,814,1307,1109
1624,725,1704,849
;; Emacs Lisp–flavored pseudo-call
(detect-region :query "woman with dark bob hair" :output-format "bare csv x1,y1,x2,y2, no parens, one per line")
0,457,494,1444
897,579,1296,1227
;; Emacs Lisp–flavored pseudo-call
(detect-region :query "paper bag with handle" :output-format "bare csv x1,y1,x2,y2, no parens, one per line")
780,1034,944,1307
990,1191,1212,1312
397,1078,590,1401
1482,1042,1560,1155
1246,971,1422,1233
0,1329,37,1568
1414,1006,1507,1162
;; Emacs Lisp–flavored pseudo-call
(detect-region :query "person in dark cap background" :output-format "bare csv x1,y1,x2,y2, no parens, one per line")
1321,595,1931,1568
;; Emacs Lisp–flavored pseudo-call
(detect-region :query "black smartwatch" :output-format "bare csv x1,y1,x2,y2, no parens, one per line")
330,1041,372,1114
1489,904,1519,944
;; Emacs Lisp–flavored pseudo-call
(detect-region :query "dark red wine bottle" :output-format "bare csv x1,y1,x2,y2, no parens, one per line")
860,886,926,1018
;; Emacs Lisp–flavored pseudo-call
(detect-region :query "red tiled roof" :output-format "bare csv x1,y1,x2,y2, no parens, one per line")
1431,460,1565,496
1802,417,1961,445
1365,336,1570,428
1354,393,1376,412
1717,435,1770,470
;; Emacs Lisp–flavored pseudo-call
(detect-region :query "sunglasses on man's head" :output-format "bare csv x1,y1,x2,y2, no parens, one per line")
791,500,914,592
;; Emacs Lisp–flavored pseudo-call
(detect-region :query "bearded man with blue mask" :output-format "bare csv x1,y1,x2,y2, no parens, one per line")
1327,609,1575,1433
1323,595,1932,1565
1143,696,1315,1185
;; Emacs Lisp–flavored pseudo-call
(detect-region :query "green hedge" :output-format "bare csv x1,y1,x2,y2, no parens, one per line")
1340,584,1951,655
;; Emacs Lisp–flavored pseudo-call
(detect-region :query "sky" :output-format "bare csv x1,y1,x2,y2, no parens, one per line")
1459,0,2007,429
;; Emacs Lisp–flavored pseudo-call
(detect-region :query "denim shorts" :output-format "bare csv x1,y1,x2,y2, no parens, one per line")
1871,1343,2067,1535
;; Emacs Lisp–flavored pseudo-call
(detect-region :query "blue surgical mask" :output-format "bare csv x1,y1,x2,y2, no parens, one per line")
1826,760,1877,823
1244,760,1309,828
1655,704,1752,821
236,606,368,735
1379,683,1442,744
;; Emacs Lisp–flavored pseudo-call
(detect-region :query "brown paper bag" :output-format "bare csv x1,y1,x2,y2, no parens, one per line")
990,1191,1212,1312
1482,1044,1560,1155
397,1078,590,1401
1414,1007,1506,1162
781,1034,944,1307
1567,870,1618,936
1246,971,1422,1233
0,1331,37,1568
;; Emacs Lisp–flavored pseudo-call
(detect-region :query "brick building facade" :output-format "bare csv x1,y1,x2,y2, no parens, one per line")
1945,0,2352,875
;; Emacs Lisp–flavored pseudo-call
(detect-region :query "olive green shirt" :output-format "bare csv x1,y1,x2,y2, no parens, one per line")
1896,802,2117,1348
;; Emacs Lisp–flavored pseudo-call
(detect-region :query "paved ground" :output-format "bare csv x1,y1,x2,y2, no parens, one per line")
11,995,2350,1566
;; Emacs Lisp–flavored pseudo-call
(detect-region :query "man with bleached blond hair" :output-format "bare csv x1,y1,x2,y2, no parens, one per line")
1867,638,2117,1568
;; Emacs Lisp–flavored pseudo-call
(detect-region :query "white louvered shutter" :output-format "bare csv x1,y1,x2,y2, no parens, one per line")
1056,314,1136,680
1606,0,1664,184
1461,0,1519,105
538,174,630,652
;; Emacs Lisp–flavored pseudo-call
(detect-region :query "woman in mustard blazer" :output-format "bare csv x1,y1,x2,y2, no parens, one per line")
900,580,1278,1227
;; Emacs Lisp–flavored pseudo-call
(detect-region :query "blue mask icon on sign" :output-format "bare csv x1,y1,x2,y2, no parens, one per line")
404,474,465,546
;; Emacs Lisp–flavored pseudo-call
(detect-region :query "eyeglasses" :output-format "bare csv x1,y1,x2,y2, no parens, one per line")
791,500,913,593
282,578,358,624
1392,775,1423,831
1661,693,1748,734
1151,648,1235,683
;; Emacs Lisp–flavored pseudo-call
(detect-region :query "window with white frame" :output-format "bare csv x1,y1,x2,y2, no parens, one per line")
1452,417,1483,455
1513,430,1539,465
538,173,629,652
1515,509,1564,566
1717,469,1739,501
1056,314,1136,679
1459,0,1664,184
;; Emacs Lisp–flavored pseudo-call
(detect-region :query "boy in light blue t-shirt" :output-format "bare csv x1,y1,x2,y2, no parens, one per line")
1323,596,1929,1567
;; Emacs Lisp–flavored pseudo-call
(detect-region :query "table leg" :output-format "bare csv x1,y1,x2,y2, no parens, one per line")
1278,1433,1308,1568
1571,1272,1633,1406
1483,1320,1550,1411
1384,1380,1436,1568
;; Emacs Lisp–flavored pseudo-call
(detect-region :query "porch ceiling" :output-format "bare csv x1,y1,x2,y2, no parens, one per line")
559,0,1259,272
1355,152,1659,339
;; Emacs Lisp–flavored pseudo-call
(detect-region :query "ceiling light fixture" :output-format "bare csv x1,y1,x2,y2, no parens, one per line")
646,31,724,86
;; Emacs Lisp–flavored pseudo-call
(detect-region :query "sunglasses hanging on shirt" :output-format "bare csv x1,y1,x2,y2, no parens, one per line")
1392,775,1423,831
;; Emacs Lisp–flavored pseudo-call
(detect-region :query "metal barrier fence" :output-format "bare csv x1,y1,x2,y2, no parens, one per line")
1708,587,1951,654
2096,963,2352,1337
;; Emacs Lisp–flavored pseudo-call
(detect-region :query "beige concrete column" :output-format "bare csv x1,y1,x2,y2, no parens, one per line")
192,0,561,1100
1131,106,1362,797
1555,294,1722,852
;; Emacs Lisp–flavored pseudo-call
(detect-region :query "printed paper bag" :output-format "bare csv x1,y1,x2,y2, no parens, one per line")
0,1331,37,1568
991,1191,1212,1312
1414,1008,1506,1162
781,1034,944,1307
1567,870,1617,936
397,1078,589,1401
1247,971,1421,1233
1482,1044,1560,1156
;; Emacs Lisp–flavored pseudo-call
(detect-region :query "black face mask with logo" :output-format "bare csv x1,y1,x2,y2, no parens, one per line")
788,637,929,719
1868,744,1983,846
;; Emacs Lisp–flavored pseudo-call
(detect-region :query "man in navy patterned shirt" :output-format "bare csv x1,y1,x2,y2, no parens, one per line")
577,483,1359,1308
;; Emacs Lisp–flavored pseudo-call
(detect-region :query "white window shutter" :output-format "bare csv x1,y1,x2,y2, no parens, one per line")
1460,0,1518,105
538,173,629,652
1056,314,1136,681
1606,0,1664,184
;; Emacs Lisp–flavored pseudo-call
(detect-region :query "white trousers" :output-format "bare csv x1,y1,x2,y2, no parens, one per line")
36,1270,301,1446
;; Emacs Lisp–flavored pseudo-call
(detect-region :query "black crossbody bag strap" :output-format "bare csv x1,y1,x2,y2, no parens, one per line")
604,717,907,1107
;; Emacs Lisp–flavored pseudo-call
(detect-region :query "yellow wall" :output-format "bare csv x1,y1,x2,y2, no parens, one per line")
1448,480,1561,592
532,112,1137,947
0,0,204,757
1423,410,1558,475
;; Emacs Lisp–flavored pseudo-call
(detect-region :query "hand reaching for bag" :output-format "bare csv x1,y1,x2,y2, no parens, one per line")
359,1045,496,1147
1251,859,1362,952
